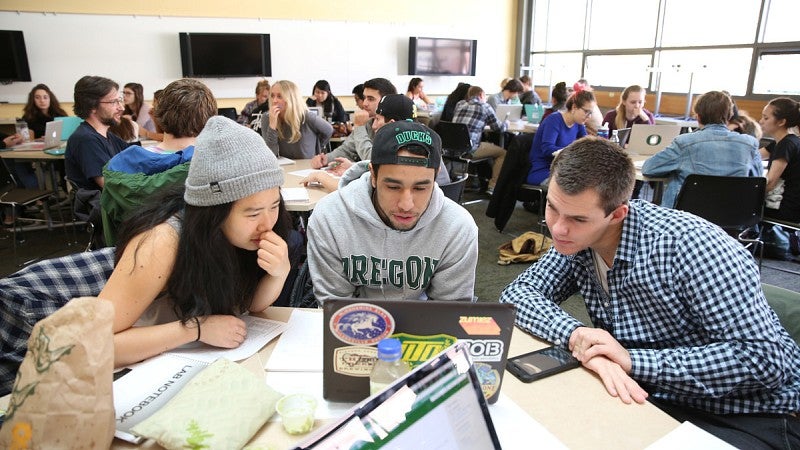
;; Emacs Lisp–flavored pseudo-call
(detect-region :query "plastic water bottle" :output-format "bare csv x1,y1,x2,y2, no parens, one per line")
597,122,609,140
15,119,30,142
369,338,410,395
610,129,620,145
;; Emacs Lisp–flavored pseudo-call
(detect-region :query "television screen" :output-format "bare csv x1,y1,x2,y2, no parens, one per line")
409,37,477,76
179,32,271,78
0,30,31,82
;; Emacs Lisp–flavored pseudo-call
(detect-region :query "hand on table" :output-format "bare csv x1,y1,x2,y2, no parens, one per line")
197,315,247,348
569,326,632,373
325,157,352,176
3,133,24,147
311,153,328,169
299,170,338,192
583,356,649,404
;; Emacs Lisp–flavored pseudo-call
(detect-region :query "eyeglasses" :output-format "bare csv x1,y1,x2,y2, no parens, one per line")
99,98,124,105
580,107,593,116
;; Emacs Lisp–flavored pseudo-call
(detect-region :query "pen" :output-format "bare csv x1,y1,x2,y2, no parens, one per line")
327,161,341,169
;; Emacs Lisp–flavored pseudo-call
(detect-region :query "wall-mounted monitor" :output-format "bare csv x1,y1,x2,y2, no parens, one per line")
0,30,32,83
408,37,477,76
179,32,271,78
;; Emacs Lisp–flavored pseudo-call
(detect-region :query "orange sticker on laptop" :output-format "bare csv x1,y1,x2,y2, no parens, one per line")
458,316,501,335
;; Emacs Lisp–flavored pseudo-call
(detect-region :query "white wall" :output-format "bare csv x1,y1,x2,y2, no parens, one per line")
0,11,509,103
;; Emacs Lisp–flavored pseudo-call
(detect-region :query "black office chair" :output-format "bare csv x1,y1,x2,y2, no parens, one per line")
673,174,766,269
218,107,238,121
434,121,491,189
439,174,469,205
0,159,65,265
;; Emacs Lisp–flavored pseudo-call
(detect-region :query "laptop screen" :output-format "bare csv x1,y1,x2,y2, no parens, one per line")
296,342,501,449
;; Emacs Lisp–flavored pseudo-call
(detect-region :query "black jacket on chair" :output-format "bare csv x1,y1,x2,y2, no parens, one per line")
486,133,535,231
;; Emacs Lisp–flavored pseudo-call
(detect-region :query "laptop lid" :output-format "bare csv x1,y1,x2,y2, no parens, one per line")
308,106,324,118
626,124,681,155
297,341,501,449
54,116,83,141
42,120,63,149
615,127,631,147
494,104,523,121
322,299,516,404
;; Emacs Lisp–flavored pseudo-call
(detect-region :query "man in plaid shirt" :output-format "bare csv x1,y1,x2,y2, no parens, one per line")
501,137,799,448
452,86,507,194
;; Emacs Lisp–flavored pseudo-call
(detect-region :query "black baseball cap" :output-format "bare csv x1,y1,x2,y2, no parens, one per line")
371,121,441,170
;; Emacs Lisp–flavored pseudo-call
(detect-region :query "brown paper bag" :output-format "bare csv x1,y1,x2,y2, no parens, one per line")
497,231,553,265
0,297,115,449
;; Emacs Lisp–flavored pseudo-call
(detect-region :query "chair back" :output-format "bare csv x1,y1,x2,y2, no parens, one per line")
434,121,473,158
0,159,18,198
439,174,468,204
674,174,766,229
217,107,238,121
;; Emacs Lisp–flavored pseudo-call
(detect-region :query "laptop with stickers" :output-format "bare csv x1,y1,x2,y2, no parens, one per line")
297,341,501,449
322,299,516,404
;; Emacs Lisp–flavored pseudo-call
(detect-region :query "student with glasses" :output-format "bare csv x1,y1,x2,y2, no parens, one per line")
526,90,596,185
122,82,156,139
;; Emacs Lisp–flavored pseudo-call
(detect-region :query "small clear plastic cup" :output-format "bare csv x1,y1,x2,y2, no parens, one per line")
276,393,317,435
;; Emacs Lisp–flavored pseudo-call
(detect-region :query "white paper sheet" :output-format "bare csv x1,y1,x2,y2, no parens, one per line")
167,315,287,363
489,393,568,449
265,309,324,371
646,421,737,450
289,168,318,178
277,156,296,166
281,187,311,203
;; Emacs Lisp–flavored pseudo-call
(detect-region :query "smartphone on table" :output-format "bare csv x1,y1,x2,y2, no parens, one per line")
506,346,581,383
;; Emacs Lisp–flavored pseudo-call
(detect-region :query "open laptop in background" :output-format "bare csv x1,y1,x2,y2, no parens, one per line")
494,104,523,121
308,106,324,118
626,124,681,156
297,341,501,450
11,120,63,151
615,127,631,147
322,299,515,404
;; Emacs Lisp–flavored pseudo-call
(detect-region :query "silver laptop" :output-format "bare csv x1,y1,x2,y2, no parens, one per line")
12,121,63,151
308,106,324,118
494,104,523,121
296,341,501,449
626,124,681,156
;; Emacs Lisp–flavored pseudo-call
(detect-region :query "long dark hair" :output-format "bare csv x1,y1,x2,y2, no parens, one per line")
123,82,145,121
114,184,293,322
441,82,471,122
22,83,68,123
312,80,337,118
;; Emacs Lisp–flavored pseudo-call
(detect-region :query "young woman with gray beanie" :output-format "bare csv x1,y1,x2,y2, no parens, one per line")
99,116,299,367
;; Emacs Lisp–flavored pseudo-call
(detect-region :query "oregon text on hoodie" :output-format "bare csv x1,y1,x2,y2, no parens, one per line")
307,170,478,301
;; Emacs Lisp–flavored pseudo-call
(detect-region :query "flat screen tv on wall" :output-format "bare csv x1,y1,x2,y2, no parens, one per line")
408,37,477,76
0,30,32,83
179,32,271,78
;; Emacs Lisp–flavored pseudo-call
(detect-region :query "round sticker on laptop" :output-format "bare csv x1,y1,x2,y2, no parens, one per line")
330,303,395,345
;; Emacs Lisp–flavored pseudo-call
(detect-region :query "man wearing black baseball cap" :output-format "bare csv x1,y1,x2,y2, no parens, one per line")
307,120,478,302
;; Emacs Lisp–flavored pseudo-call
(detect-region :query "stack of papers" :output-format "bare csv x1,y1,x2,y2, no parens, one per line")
281,187,310,203
277,156,296,166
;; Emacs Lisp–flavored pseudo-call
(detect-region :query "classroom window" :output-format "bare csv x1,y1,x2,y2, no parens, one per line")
660,0,761,47
753,52,800,95
531,0,586,52
587,0,659,50
657,48,753,96
584,54,653,89
761,0,800,43
531,52,583,92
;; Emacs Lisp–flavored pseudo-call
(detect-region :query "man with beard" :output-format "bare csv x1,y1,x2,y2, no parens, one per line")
307,121,478,302
65,75,128,191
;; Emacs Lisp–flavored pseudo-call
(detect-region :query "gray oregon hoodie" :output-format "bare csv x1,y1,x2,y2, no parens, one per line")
307,169,478,302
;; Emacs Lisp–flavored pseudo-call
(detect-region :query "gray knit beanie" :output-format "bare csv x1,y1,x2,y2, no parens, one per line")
185,116,284,206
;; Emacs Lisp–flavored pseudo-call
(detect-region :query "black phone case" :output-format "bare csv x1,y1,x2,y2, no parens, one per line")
506,346,581,383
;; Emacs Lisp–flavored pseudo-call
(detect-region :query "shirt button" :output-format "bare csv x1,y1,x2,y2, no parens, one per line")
603,302,610,308
554,339,562,345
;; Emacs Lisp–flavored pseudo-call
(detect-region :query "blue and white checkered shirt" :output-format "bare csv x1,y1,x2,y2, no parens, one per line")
452,98,503,152
500,199,800,414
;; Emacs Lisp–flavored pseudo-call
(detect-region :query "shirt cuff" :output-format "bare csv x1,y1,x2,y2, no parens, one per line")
628,348,659,382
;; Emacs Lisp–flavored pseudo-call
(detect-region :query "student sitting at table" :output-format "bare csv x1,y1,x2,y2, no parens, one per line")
15,83,70,190
262,80,334,160
238,79,270,129
307,121,477,302
305,79,347,123
602,84,655,132
540,81,569,122
527,89,595,185
642,90,761,208
99,116,300,367
501,137,800,449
